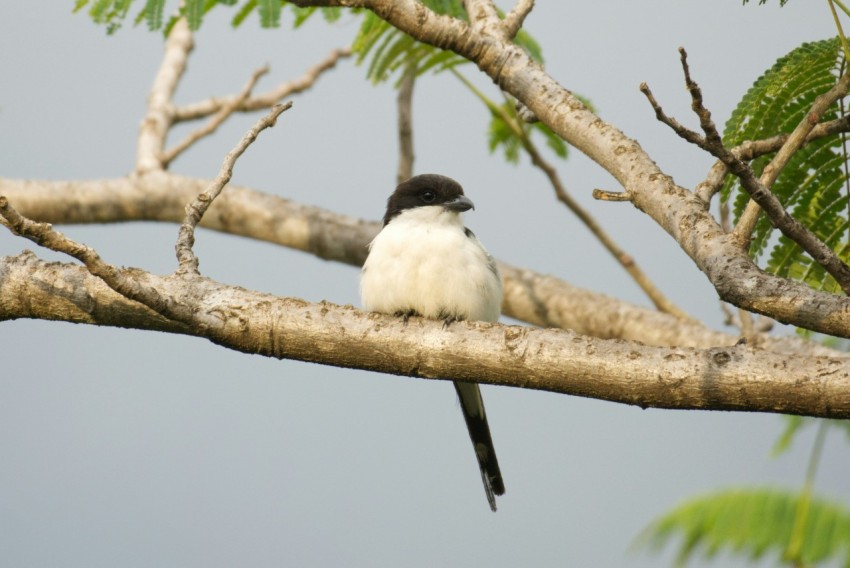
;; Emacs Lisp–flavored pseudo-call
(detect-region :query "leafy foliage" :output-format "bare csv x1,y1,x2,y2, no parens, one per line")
720,38,850,294
486,101,568,164
74,0,134,34
638,488,850,567
75,0,340,32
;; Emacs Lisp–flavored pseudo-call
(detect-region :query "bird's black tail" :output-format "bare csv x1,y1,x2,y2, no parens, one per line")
453,381,505,512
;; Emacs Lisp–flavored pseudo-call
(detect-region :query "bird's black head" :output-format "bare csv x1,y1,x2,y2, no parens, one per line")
383,174,474,226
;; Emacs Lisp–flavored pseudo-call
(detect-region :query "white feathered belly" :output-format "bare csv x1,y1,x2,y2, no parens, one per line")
360,212,502,323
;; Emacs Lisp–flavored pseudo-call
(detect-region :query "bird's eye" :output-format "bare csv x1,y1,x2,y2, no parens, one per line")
421,191,436,203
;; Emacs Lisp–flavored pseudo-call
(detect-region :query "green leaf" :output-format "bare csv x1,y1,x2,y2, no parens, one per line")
88,0,113,22
637,487,850,567
485,101,569,164
231,0,256,27
73,0,90,13
257,0,281,28
184,0,204,30
142,0,165,30
721,38,850,295
488,105,522,164
291,6,317,28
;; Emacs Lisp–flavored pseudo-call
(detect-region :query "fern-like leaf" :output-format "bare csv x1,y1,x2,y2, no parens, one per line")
638,488,850,567
231,0,256,27
257,0,281,28
486,101,571,164
142,0,165,31
721,38,850,294
184,0,204,29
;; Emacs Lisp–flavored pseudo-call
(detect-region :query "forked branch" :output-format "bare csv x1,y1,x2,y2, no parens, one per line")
641,48,850,295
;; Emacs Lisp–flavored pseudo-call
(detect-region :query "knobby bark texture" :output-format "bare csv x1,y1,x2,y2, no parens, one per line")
3,251,849,418
2,174,842,358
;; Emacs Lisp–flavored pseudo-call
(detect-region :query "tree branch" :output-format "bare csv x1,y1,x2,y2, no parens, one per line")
1,174,846,356
396,60,417,183
175,103,291,274
449,69,690,319
136,17,194,174
695,114,850,203
503,0,534,39
641,48,850,295
162,65,270,167
171,47,351,122
732,68,850,247
2,252,849,419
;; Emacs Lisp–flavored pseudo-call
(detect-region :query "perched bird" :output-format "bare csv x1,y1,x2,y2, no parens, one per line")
360,173,505,511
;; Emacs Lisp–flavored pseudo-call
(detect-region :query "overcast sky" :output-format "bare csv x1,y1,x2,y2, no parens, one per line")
1,2,847,567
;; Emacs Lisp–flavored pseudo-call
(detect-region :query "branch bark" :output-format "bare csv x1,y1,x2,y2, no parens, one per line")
0,174,844,358
2,252,849,419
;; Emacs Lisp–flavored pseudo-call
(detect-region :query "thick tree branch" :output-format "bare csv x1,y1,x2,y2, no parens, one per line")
1,251,848,419
1,174,844,357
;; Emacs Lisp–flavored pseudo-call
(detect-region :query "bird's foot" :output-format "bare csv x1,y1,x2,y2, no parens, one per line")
396,309,418,326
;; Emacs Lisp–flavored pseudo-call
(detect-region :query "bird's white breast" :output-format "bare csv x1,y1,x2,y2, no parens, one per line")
360,206,502,323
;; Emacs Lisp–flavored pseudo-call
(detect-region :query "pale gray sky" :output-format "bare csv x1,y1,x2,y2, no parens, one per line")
1,2,846,567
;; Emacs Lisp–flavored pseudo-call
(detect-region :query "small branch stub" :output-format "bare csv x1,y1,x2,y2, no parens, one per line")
593,188,632,202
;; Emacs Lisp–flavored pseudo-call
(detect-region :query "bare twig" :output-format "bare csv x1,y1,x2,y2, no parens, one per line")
139,34,347,173
163,65,270,167
172,48,351,122
396,61,417,184
175,103,292,274
642,48,850,295
695,114,850,203
136,17,194,174
503,0,534,39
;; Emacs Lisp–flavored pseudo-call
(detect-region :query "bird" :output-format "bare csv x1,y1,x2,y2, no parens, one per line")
360,173,505,511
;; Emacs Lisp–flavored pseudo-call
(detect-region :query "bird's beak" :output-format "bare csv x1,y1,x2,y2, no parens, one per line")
443,195,475,213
